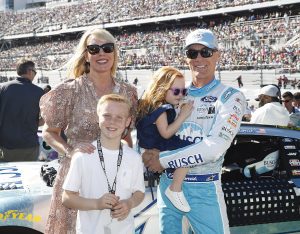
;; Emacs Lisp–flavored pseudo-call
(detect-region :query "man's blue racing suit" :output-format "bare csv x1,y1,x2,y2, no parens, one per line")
158,78,246,234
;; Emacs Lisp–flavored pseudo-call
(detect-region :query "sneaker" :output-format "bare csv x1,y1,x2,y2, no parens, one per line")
165,186,191,212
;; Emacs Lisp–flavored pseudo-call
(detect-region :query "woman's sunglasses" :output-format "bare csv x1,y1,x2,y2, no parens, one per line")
86,43,114,55
169,88,188,96
185,47,217,59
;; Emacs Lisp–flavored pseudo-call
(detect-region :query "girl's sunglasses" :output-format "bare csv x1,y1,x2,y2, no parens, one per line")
185,47,217,59
169,88,188,96
86,43,114,55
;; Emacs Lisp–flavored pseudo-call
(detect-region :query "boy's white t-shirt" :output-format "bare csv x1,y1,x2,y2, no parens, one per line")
63,141,145,234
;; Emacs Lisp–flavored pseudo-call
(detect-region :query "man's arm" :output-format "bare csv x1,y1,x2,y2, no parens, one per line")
155,90,246,170
62,190,119,211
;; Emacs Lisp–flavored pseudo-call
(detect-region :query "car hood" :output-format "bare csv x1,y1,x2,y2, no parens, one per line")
0,160,57,198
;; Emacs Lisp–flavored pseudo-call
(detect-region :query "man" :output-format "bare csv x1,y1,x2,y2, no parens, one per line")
282,91,300,127
293,92,300,111
236,75,243,88
282,91,299,114
0,59,44,161
250,85,289,126
143,29,246,233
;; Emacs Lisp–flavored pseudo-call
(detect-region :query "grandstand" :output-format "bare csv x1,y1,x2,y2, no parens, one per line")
0,0,299,89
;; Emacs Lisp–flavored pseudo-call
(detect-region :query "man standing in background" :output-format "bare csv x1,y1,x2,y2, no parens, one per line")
0,59,44,161
250,85,289,126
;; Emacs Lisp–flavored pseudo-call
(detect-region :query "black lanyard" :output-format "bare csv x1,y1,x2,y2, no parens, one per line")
97,138,123,194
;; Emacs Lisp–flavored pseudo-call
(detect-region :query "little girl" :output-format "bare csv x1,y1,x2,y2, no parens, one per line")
136,66,193,212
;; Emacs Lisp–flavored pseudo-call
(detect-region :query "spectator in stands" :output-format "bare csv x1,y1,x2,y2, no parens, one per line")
40,28,138,234
0,59,44,162
250,85,289,126
43,84,52,93
282,91,300,127
142,29,246,233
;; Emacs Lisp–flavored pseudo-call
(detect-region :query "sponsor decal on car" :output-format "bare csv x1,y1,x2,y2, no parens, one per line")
292,170,300,176
0,210,41,223
282,138,294,143
256,128,266,134
287,152,298,156
284,145,296,150
289,159,300,167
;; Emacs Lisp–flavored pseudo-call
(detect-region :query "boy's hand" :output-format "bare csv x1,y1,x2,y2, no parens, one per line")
111,199,132,221
97,193,119,210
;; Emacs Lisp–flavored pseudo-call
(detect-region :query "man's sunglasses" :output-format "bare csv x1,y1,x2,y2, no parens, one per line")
185,48,217,59
169,88,188,96
30,68,37,74
86,43,114,55
282,99,292,103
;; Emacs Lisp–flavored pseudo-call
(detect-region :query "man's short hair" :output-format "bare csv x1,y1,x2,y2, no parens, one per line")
16,59,35,76
293,92,300,100
282,91,294,99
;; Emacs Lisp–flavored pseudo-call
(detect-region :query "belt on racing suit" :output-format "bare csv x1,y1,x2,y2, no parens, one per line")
165,168,219,183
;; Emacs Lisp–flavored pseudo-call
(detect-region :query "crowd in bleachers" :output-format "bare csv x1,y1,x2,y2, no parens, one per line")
0,9,299,72
0,0,276,36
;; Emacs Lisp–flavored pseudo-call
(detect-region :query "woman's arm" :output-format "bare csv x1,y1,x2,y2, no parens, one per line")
42,123,96,157
42,123,71,156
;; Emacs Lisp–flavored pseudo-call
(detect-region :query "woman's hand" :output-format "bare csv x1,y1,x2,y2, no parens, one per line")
72,142,96,155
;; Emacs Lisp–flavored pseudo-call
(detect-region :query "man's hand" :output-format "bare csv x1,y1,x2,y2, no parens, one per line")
142,149,164,173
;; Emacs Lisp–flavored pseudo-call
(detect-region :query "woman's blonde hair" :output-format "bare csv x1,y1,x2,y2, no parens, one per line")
137,66,184,119
66,28,118,78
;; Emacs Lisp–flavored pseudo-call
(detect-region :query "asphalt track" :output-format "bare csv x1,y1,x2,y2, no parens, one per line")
1,69,299,107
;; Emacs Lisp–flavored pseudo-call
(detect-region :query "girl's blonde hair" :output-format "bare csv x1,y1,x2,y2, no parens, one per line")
137,66,184,119
66,28,118,78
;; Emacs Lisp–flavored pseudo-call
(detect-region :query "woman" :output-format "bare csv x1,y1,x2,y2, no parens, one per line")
40,28,137,234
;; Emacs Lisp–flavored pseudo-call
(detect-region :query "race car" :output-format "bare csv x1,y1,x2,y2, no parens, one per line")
0,124,299,234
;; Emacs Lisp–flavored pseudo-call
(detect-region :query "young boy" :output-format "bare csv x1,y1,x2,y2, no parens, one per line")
62,94,145,234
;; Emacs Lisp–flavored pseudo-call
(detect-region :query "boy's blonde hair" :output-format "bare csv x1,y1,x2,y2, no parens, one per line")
137,66,184,119
97,94,131,116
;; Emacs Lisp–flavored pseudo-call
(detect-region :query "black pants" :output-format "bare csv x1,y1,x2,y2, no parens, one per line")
0,145,39,162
